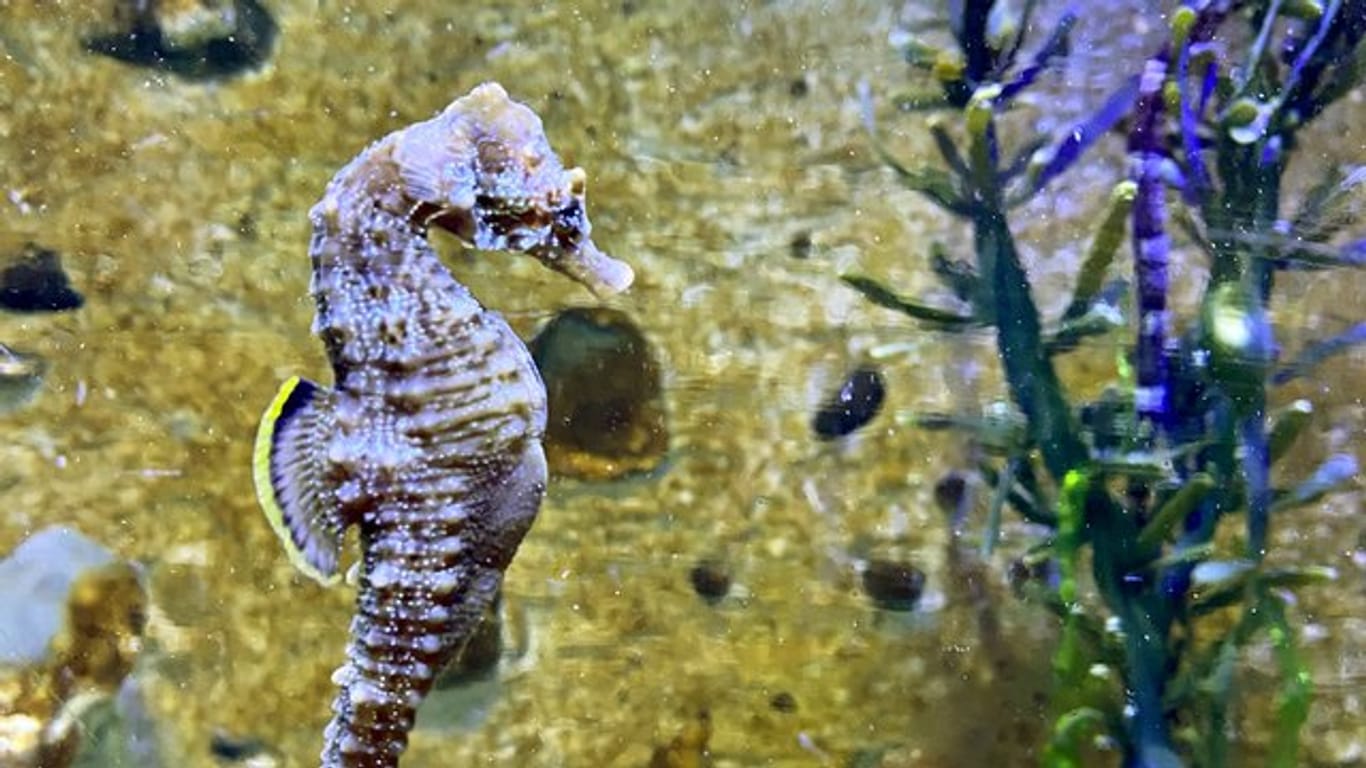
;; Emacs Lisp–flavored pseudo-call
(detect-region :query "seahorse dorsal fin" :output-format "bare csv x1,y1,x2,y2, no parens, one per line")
253,376,346,587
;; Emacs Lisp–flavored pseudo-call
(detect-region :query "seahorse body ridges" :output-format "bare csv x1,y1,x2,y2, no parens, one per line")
252,82,633,767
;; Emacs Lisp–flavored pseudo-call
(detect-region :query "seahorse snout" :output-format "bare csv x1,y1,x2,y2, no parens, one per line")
548,238,635,298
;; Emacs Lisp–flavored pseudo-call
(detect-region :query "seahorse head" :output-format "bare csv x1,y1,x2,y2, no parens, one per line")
520,164,635,299
394,83,634,299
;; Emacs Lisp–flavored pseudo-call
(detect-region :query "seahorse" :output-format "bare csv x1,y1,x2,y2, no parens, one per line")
251,82,633,767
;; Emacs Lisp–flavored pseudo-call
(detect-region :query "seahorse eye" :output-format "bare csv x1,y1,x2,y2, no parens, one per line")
552,200,585,248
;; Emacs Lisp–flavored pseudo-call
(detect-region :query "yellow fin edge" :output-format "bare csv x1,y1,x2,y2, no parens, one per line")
253,376,341,588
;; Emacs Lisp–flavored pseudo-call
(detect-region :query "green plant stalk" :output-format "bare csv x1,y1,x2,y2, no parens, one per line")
1266,596,1312,767
1200,637,1240,767
979,155,1184,768
1062,181,1137,321
1209,141,1283,298
972,192,1087,477
1045,473,1129,767
1209,139,1281,562
1242,405,1273,560
965,105,1179,762
1138,474,1216,551
1191,584,1281,767
981,456,1016,556
1267,400,1313,463
1044,707,1107,768
965,95,1088,476
1090,488,1178,763
1056,471,1086,629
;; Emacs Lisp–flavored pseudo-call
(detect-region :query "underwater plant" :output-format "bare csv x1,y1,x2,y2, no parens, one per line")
849,1,1365,765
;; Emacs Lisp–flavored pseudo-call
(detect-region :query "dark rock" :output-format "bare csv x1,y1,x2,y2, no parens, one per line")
812,366,885,439
861,558,926,612
788,231,813,259
0,243,83,313
1007,555,1055,599
530,307,668,481
0,528,126,667
768,691,797,713
208,730,268,762
687,559,731,604
0,528,148,767
933,471,969,518
70,679,163,768
85,0,277,81
0,344,45,413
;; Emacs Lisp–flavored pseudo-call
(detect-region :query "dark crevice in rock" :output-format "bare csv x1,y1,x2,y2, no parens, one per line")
0,243,83,313
861,558,926,612
85,0,277,81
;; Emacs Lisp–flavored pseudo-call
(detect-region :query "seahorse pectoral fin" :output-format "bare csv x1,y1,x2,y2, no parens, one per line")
480,442,548,569
253,376,347,587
